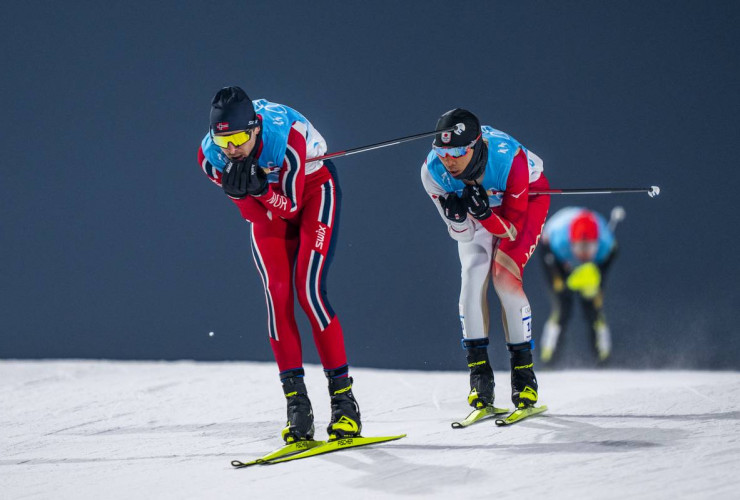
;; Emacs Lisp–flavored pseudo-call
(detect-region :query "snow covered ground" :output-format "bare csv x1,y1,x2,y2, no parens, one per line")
2,360,739,499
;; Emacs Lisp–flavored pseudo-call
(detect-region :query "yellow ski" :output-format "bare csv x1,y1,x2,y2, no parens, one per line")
451,405,510,428
495,405,548,426
264,434,407,465
231,439,326,468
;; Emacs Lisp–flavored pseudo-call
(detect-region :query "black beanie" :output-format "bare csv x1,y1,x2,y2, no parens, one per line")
433,108,481,147
210,86,259,133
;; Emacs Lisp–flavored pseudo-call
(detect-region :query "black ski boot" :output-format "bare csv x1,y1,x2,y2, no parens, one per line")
280,372,315,444
463,338,495,409
508,341,538,408
326,374,362,440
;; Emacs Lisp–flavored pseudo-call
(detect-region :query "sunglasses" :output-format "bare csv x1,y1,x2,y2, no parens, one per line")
211,129,254,149
432,134,480,159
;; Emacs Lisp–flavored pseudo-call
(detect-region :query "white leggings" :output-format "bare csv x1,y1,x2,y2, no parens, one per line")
458,228,533,345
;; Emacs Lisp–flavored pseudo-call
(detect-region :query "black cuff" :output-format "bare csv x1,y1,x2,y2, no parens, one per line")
473,209,492,221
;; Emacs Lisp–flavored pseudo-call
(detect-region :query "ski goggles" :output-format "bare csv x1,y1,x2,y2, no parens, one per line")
211,129,254,149
432,135,480,159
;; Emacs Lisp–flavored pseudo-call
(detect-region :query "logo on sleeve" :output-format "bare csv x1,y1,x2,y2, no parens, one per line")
510,188,527,199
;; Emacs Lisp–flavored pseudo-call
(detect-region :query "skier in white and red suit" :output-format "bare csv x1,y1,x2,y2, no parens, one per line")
197,87,360,443
421,108,550,413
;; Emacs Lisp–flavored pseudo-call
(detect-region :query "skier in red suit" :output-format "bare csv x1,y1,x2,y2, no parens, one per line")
197,86,361,443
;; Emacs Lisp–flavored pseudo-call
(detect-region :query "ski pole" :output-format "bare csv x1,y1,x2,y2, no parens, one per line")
488,186,661,198
307,127,454,163
305,132,661,199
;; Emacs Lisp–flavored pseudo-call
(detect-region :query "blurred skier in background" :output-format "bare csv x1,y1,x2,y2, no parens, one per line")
539,206,623,363
420,108,550,416
196,86,361,443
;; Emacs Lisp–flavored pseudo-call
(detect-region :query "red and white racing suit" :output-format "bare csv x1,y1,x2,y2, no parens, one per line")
198,123,349,377
422,147,550,345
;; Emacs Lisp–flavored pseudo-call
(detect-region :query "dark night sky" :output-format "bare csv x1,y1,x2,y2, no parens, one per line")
1,1,738,370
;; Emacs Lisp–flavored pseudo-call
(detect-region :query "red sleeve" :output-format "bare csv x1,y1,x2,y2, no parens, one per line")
198,145,223,187
479,149,529,241
253,123,307,219
197,145,271,223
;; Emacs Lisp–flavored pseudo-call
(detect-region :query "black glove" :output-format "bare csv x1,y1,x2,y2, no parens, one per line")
221,160,249,199
438,194,467,223
245,161,268,196
462,183,492,220
222,159,268,199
